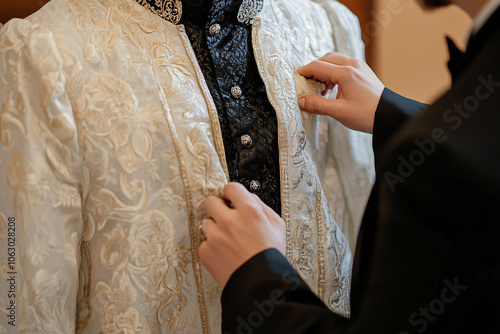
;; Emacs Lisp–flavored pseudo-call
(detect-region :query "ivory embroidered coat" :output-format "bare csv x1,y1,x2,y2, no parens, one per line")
0,0,374,332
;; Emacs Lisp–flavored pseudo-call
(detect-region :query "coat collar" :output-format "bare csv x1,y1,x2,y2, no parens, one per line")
134,0,264,24
466,6,500,60
471,0,500,35
447,6,500,81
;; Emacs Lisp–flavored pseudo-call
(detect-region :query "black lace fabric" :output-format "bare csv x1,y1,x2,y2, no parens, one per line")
141,0,282,215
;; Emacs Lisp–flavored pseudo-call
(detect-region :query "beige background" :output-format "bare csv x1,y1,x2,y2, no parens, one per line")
373,0,471,103
0,0,50,25
339,0,472,103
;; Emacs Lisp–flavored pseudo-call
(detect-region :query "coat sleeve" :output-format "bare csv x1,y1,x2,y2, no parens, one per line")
372,88,428,160
221,249,351,334
0,19,84,333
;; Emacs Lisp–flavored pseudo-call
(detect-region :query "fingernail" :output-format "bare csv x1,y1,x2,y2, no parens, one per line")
298,98,305,109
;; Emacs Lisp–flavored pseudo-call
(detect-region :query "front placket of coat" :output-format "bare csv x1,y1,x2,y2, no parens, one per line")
182,0,282,216
250,15,329,301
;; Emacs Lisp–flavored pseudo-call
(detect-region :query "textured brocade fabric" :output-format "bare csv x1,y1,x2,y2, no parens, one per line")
0,0,374,333
181,0,282,215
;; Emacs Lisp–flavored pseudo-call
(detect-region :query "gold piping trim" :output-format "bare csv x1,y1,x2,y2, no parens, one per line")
176,25,230,181
251,18,292,258
315,183,326,299
123,21,209,333
251,13,327,297
76,241,92,333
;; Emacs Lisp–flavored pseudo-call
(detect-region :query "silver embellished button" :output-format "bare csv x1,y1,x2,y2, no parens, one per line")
231,86,242,99
209,23,221,36
249,180,261,192
240,134,253,148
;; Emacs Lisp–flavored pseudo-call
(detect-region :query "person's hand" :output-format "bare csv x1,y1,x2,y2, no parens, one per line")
198,183,286,287
298,52,385,134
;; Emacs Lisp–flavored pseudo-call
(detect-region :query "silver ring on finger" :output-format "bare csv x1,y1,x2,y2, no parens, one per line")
197,222,207,241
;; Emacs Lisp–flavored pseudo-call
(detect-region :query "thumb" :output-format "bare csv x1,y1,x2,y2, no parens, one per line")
298,95,342,117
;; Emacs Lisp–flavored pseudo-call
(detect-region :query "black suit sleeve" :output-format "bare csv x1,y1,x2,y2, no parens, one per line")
373,88,427,157
221,248,349,334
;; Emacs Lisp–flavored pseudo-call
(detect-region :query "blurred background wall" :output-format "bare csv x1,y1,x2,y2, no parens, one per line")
2,0,472,103
0,0,50,25
339,0,471,103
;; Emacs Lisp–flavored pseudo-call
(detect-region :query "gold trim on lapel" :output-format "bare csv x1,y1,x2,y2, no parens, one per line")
251,18,291,258
176,25,230,182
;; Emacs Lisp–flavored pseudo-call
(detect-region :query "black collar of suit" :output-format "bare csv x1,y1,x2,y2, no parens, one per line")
447,6,500,81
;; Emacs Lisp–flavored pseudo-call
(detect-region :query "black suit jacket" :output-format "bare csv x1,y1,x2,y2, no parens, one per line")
220,7,500,334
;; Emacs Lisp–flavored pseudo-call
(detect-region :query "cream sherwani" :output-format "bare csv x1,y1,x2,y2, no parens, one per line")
0,0,374,332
